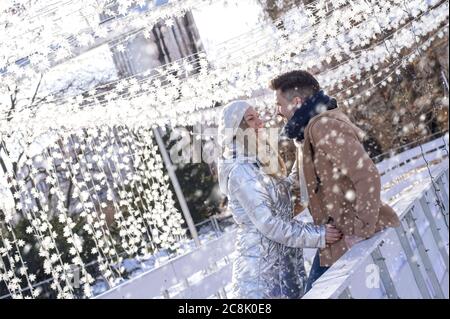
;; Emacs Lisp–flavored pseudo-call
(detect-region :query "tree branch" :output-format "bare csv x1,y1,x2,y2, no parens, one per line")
30,73,44,105
6,85,18,121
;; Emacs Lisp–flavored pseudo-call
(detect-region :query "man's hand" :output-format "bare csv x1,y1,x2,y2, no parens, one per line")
325,224,342,244
344,235,364,249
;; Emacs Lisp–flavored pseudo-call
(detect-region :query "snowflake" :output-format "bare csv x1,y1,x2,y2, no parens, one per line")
165,18,174,27
143,29,152,39
116,44,126,53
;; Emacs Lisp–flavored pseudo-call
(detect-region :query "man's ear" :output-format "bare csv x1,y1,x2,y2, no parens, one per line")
293,96,302,106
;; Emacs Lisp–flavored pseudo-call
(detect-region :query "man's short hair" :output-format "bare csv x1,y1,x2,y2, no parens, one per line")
270,70,320,100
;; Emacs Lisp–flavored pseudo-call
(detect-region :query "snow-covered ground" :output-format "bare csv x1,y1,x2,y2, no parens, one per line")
91,216,237,297
90,209,319,299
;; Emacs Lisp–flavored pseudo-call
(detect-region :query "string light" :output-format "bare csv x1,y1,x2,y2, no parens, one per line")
1,0,446,137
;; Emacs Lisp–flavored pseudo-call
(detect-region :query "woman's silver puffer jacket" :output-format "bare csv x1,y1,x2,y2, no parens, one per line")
218,159,326,299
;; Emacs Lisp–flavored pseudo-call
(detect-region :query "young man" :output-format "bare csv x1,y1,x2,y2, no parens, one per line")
270,70,400,293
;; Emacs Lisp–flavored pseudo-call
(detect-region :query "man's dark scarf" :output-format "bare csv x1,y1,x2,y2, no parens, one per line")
282,90,337,141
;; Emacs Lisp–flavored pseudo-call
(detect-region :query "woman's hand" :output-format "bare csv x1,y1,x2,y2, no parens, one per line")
325,224,343,244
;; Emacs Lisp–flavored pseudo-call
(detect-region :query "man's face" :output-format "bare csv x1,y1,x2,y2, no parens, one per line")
275,89,302,120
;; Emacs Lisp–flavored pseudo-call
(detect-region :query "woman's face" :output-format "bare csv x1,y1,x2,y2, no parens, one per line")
243,107,264,131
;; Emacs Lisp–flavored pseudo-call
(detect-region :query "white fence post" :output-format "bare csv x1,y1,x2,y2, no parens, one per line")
394,223,431,298
404,210,445,298
419,197,449,269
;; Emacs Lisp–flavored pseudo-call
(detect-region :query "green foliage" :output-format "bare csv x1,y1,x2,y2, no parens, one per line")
174,162,221,224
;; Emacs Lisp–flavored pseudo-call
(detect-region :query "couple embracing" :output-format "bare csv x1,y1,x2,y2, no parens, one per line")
217,70,400,299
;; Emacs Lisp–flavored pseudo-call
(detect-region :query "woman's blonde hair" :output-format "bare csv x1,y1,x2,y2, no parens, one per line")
238,119,287,179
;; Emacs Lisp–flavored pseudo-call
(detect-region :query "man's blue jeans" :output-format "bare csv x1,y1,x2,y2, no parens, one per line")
304,250,330,294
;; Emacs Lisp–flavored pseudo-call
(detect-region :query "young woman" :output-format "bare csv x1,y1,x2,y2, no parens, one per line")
217,100,341,298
